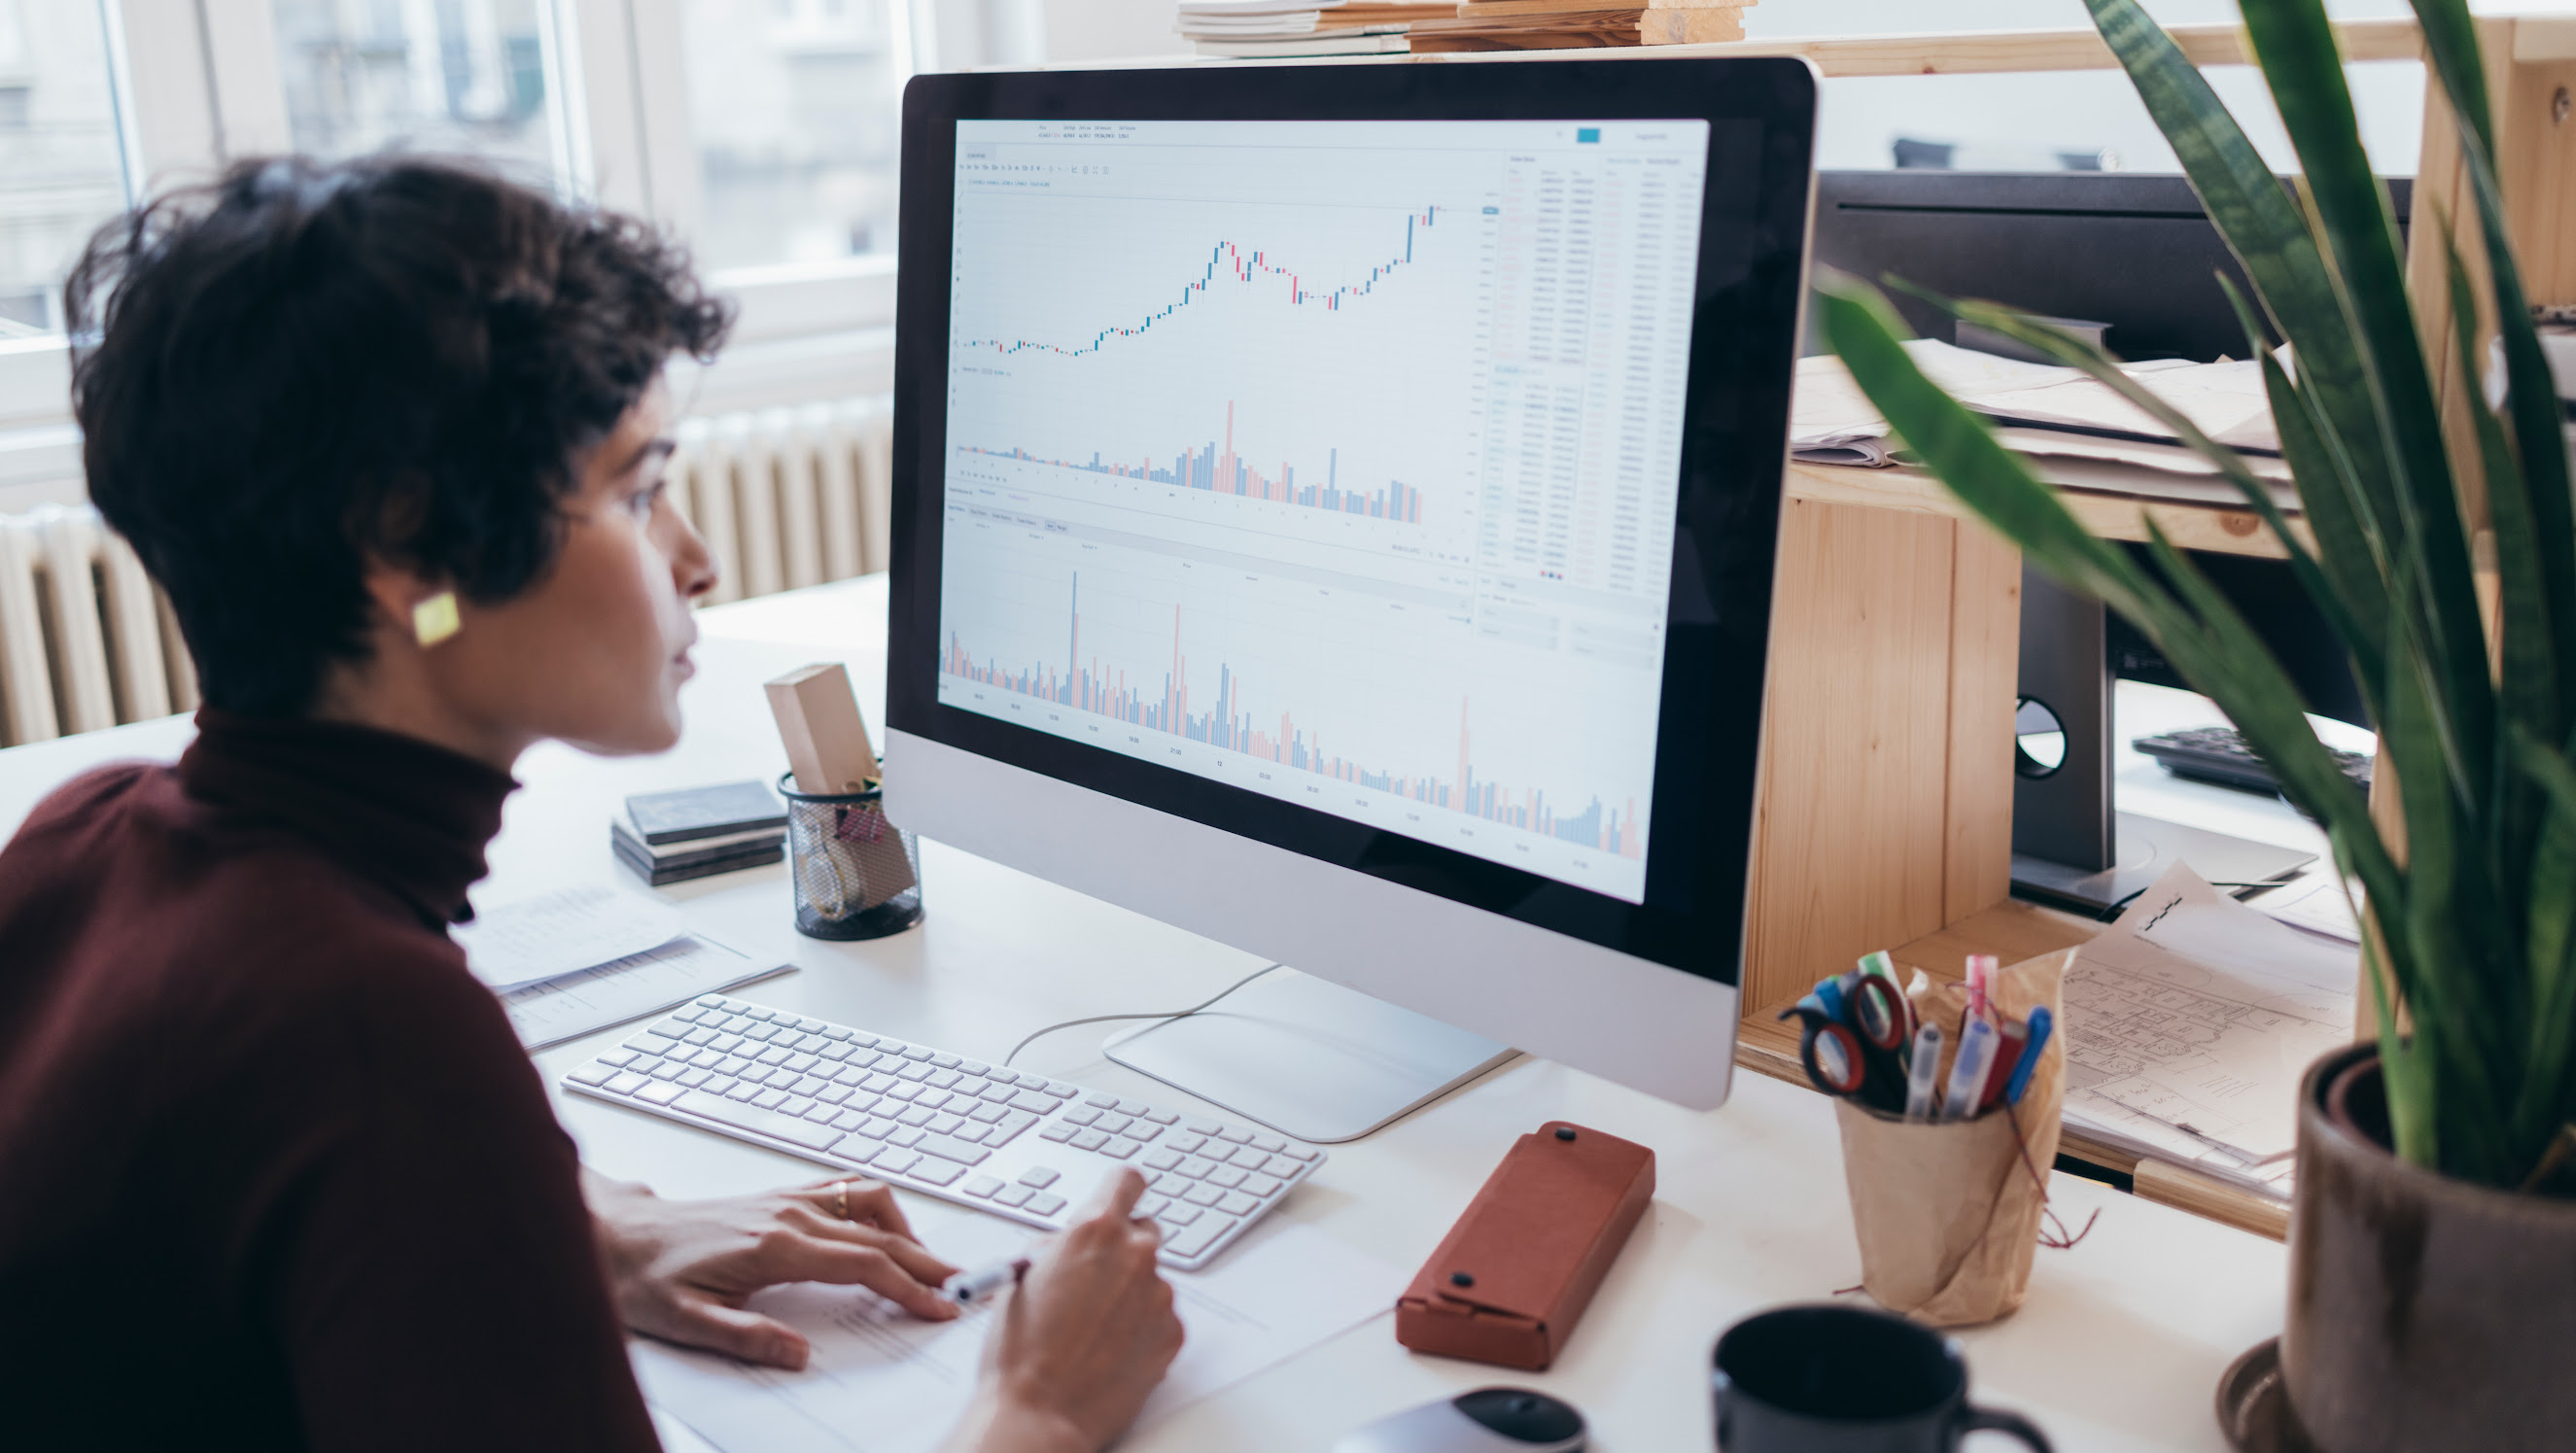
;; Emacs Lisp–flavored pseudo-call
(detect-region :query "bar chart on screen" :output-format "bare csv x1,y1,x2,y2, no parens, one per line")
935,119,1709,902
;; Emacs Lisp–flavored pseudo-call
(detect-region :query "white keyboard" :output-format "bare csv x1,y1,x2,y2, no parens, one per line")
562,993,1324,1270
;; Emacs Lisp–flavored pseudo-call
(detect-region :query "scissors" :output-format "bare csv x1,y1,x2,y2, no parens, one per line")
1781,971,1915,1113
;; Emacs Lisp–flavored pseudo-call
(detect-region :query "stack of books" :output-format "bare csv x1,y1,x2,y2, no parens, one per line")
1407,0,1749,52
1177,0,1457,56
611,780,788,886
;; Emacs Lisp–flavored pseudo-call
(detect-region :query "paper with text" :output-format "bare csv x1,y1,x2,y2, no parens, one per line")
2062,862,2355,1168
633,1215,1401,1453
455,883,688,990
503,935,787,1051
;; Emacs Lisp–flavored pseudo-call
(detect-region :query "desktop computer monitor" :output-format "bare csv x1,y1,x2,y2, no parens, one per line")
884,59,1818,1139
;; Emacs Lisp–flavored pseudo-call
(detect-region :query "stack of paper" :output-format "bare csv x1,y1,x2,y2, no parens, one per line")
1406,0,1749,53
2058,863,2358,1199
1175,0,1450,56
1791,341,2299,506
455,884,789,1049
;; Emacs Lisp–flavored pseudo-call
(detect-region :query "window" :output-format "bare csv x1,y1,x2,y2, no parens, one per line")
677,0,913,270
0,0,130,336
268,0,575,189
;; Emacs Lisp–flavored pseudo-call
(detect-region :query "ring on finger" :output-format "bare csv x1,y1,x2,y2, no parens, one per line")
834,1181,851,1220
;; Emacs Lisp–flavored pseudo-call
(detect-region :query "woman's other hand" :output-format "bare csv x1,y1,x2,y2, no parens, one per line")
944,1168,1185,1453
584,1168,961,1369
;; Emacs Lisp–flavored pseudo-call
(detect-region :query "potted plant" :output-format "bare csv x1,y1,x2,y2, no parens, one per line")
1818,0,2576,1446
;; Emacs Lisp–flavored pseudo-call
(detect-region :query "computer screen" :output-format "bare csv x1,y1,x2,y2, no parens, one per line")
932,119,1709,905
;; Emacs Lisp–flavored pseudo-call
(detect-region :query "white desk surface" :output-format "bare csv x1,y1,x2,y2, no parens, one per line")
0,575,2287,1452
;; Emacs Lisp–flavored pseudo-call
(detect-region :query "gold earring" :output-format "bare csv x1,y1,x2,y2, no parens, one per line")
411,591,461,648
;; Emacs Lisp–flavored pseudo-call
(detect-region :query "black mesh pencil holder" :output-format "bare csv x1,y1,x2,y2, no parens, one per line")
779,773,924,941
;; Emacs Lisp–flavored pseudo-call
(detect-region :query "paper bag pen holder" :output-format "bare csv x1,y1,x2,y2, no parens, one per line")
779,772,923,941
1834,949,2072,1329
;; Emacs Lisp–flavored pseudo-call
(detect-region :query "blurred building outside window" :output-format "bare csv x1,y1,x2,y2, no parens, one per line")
679,0,913,274
0,0,131,337
268,0,574,191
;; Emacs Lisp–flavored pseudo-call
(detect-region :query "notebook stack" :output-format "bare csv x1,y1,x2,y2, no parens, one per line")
612,780,789,887
1406,0,1749,52
1177,0,1455,56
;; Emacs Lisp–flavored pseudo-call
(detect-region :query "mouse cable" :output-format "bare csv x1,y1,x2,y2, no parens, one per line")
1000,962,1283,1069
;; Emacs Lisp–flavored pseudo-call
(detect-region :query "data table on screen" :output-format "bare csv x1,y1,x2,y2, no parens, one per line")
936,119,1710,904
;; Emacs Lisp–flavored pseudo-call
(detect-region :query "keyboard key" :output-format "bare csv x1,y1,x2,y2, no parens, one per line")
1151,1172,1193,1196
701,1075,741,1096
887,1126,925,1149
1133,1194,1170,1220
1099,1139,1138,1160
1216,1191,1259,1216
1241,1174,1283,1198
897,1106,936,1127
1182,1117,1222,1135
993,1183,1035,1208
832,1108,870,1131
638,1081,686,1105
1158,1201,1201,1226
1262,1155,1303,1178
1041,1083,1078,1098
1227,1145,1271,1168
1026,1194,1067,1218
724,1082,760,1103
696,994,728,1007
967,1102,1008,1124
927,1114,966,1136
951,1123,991,1145
757,1046,794,1066
927,1069,963,1090
1166,1133,1205,1156
1115,1099,1152,1116
901,1047,934,1061
929,1054,961,1069
1177,1157,1217,1179
913,1090,953,1112
912,1159,965,1188
977,1083,1016,1104
963,1175,1004,1198
752,1089,791,1110
1205,1166,1246,1189
818,1086,853,1106
597,1049,638,1068
568,1062,616,1086
604,1072,649,1095
875,1150,923,1177
683,1026,719,1046
784,1053,821,1074
862,1116,902,1140
673,1090,847,1150
1084,1091,1120,1108
1279,1144,1320,1161
804,1103,840,1124
992,1111,1040,1146
1096,1114,1133,1136
1071,1129,1110,1152
1125,1124,1162,1144
1182,1184,1226,1207
1040,1123,1077,1143
790,1076,829,1096
897,1062,933,1083
833,1135,888,1163
1062,1106,1100,1126
1247,1133,1287,1155
1010,1090,1059,1114
1141,1149,1183,1171
1216,1126,1255,1145
1140,1108,1179,1125
1165,1216,1234,1259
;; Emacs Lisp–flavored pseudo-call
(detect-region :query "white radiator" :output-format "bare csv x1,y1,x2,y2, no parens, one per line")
0,394,894,747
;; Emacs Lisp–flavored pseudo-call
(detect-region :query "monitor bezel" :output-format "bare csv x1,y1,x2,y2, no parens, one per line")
888,58,1816,990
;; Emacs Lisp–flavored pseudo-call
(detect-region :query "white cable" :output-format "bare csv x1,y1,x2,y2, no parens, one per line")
1001,962,1283,1068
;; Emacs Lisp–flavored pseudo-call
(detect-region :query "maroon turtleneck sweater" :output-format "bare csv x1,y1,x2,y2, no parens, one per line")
0,709,659,1451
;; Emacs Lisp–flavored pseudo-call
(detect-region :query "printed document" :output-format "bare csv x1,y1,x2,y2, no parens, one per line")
634,1211,1402,1453
2062,862,2356,1192
503,934,787,1050
455,882,688,990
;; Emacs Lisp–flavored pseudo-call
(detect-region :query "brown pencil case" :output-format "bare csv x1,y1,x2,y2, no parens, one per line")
1395,1121,1655,1370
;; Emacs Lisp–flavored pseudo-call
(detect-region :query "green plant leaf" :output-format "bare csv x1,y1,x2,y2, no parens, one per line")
2083,0,2403,565
2511,725,2576,1168
2235,0,2496,809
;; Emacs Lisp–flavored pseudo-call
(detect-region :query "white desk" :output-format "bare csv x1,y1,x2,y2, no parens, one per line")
0,575,2285,1451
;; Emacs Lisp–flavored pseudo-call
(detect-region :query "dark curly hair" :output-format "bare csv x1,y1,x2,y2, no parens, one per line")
66,155,733,716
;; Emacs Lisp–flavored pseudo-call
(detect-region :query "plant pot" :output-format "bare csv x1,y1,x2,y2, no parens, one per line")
2280,1041,2576,1451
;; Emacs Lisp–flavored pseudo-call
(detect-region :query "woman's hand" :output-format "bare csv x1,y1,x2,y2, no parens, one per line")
583,1167,961,1369
941,1169,1186,1453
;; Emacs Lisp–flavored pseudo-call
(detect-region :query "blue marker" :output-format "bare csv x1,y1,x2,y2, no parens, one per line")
2002,1007,2054,1105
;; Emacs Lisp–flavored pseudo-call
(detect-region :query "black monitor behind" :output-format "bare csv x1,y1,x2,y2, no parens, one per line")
1805,169,2412,363
1800,170,2394,911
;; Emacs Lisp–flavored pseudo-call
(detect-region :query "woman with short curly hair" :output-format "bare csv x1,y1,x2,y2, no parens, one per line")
0,156,1179,1453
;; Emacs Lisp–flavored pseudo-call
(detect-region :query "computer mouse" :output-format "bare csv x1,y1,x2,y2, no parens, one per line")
1333,1387,1587,1453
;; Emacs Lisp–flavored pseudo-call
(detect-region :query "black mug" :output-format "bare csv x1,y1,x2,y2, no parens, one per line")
1712,1304,2051,1452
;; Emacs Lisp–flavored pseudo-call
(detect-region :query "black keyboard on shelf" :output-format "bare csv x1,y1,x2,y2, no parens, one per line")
2134,725,2372,796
